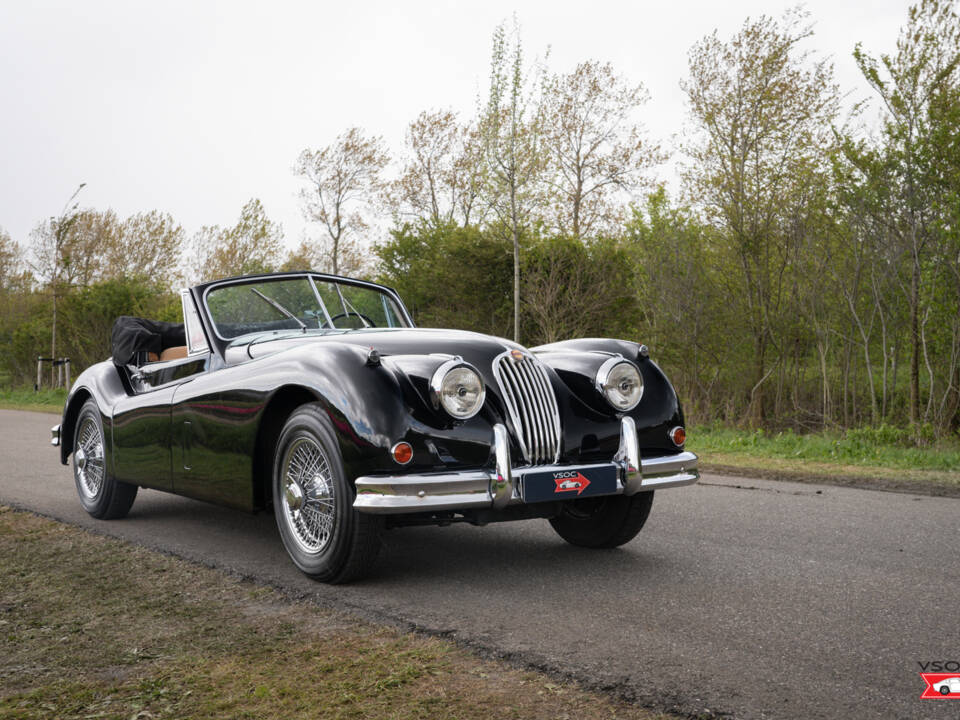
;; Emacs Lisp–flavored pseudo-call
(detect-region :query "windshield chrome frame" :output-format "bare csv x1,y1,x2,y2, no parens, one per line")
200,272,414,343
180,289,211,356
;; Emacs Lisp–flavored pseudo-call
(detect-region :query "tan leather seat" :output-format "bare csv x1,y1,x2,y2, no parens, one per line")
160,345,188,361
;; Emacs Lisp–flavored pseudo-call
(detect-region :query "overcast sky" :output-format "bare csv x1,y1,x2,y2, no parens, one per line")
0,0,911,251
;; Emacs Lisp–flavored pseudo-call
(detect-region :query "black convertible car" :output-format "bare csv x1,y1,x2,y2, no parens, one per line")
52,271,698,582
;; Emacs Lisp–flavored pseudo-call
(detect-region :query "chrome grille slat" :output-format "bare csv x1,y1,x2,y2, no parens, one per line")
525,360,555,455
510,360,538,458
493,351,561,465
501,362,533,457
517,359,547,460
535,362,562,451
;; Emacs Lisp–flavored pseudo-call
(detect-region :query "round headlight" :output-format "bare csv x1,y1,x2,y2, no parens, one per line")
430,361,486,419
595,357,643,411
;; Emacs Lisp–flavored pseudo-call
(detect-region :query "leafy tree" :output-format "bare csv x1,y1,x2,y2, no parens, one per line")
844,0,960,427
521,235,640,344
682,9,839,425
107,211,185,284
376,222,514,337
0,227,25,292
626,189,730,420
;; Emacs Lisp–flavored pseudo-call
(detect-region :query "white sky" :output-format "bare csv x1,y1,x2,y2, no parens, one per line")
0,0,910,251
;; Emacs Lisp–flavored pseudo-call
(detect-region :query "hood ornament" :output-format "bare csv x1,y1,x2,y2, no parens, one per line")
510,349,525,363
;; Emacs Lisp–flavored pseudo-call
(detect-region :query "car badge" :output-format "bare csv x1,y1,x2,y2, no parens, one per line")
510,349,524,362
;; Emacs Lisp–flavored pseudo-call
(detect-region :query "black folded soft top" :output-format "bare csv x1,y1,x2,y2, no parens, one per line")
110,316,185,366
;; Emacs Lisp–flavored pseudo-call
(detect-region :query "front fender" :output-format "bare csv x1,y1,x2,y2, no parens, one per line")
533,338,684,457
59,361,128,467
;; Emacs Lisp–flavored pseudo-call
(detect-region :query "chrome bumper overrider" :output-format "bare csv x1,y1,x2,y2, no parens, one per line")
51,424,61,447
353,418,698,515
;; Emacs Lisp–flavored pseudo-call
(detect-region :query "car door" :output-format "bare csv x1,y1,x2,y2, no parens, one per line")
111,292,210,490
170,290,264,511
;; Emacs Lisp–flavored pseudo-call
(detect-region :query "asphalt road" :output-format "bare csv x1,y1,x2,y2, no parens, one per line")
1,408,958,720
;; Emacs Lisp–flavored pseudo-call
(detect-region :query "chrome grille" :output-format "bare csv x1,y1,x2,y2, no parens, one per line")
492,351,561,465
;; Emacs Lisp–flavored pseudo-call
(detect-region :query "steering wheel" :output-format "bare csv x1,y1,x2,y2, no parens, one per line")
327,311,376,329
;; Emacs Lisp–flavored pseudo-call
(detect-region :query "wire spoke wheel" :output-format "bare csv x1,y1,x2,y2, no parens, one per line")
74,416,105,500
280,436,336,554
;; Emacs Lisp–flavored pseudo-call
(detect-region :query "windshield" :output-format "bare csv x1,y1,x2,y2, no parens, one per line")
205,276,410,340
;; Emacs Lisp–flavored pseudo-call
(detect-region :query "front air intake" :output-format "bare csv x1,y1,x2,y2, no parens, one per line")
492,351,561,465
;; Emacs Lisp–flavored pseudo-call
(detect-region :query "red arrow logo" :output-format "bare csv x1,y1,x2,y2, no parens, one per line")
554,473,591,495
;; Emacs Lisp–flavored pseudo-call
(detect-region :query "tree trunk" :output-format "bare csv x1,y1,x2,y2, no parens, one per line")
909,259,920,425
50,290,57,387
511,185,520,344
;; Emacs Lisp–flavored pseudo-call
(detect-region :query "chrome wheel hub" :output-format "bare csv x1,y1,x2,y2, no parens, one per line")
75,417,105,500
280,436,336,554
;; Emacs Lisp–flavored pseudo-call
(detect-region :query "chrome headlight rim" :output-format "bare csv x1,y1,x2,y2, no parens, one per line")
429,357,486,420
595,355,643,412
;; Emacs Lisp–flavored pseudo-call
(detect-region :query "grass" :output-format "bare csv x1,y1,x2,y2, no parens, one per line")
0,506,671,720
0,387,67,414
689,425,960,495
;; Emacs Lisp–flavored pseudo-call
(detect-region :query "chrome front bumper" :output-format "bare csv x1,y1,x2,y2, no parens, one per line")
51,424,61,446
353,417,698,515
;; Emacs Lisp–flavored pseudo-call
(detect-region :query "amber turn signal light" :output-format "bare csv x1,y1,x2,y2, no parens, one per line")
669,426,686,447
391,441,413,465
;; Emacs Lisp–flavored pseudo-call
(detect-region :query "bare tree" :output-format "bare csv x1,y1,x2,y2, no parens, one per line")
389,110,487,228
295,128,389,275
480,17,547,343
541,60,663,238
29,184,86,383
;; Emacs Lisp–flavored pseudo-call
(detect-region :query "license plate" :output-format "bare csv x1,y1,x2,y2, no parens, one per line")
520,464,619,504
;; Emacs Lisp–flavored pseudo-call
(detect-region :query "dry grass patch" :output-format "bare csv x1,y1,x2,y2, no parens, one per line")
0,507,672,720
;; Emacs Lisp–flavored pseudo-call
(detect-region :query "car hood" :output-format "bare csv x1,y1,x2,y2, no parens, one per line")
226,327,524,367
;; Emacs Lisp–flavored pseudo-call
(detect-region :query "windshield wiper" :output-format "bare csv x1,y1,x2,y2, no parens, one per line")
250,288,306,331
334,284,371,328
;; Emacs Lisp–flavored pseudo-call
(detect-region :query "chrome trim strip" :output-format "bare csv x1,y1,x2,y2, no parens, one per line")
51,424,61,447
638,470,700,490
354,471,491,512
639,450,699,480
180,289,211,357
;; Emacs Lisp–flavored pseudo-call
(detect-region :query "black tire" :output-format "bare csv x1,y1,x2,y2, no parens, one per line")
549,490,654,548
941,686,950,696
73,398,138,519
272,403,382,583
